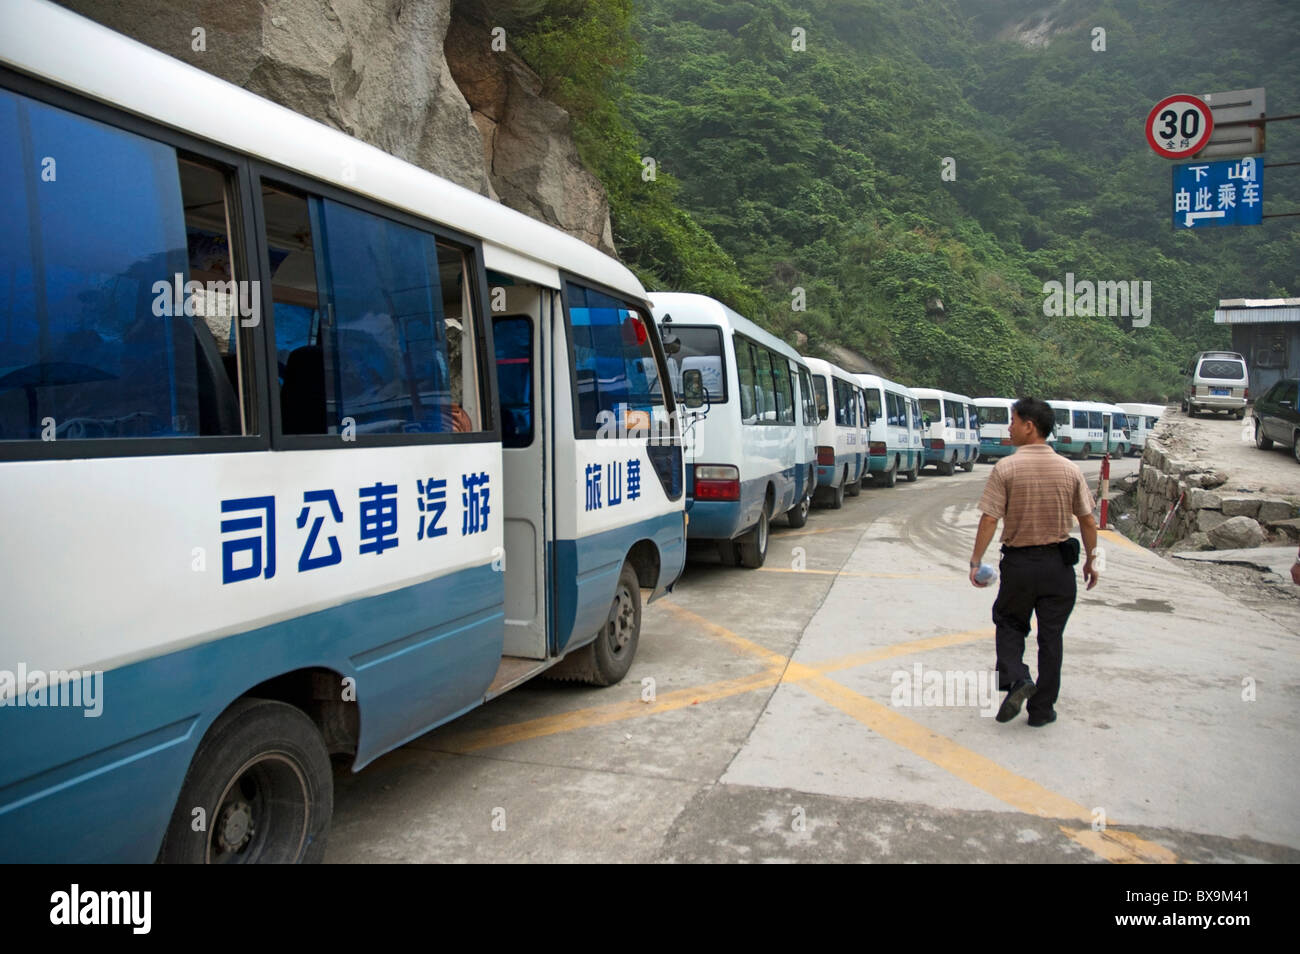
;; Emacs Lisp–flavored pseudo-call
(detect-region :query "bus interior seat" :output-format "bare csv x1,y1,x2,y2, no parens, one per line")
281,345,327,434
189,318,240,436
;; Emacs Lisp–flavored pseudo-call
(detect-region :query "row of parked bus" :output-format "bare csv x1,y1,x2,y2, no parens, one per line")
651,294,1167,570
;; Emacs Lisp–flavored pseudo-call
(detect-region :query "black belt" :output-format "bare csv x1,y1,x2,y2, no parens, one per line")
1001,541,1066,553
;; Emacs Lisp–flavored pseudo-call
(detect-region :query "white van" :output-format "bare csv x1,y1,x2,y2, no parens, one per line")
804,357,867,507
913,387,978,474
859,374,923,485
1182,352,1249,418
651,293,818,567
1118,402,1165,454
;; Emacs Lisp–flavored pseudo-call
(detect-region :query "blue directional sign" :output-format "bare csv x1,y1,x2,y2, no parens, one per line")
1173,157,1263,229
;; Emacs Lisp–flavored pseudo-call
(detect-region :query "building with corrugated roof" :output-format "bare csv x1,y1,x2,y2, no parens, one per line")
1213,298,1300,397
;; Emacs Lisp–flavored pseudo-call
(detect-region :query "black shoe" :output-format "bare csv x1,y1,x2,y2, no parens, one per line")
996,679,1036,723
1028,709,1057,728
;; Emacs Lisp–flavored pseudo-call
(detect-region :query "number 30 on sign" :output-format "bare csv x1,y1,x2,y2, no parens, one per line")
1146,94,1214,159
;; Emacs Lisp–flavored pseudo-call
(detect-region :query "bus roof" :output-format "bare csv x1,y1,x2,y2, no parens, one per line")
0,0,647,301
647,293,804,366
911,387,974,403
1117,403,1166,416
856,373,913,396
802,356,859,384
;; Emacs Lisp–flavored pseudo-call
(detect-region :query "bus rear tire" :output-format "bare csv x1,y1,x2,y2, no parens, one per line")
737,505,769,568
960,458,975,472
905,457,920,482
829,479,845,509
846,476,862,497
937,458,954,476
786,494,811,528
877,464,897,488
157,698,332,864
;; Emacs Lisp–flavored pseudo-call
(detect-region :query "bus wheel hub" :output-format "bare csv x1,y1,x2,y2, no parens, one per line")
217,800,254,851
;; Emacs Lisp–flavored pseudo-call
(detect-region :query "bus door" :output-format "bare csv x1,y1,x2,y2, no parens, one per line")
492,280,551,660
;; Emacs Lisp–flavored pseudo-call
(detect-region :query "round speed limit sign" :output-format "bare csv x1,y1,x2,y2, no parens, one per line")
1145,94,1213,159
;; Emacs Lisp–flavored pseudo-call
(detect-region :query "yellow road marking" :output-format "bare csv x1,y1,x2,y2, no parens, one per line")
433,669,782,754
425,578,1176,862
661,604,1176,863
808,627,996,674
1099,528,1146,553
1060,827,1178,864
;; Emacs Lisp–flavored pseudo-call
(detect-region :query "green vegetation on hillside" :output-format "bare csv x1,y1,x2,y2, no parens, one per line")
482,0,1300,402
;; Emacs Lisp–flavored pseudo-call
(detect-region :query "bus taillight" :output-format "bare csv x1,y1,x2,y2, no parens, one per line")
694,464,740,501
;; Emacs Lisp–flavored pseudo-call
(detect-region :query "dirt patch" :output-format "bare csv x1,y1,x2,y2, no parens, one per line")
1170,558,1300,635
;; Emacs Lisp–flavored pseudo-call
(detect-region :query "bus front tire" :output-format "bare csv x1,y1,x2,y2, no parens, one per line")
591,562,641,684
157,698,333,864
550,562,642,685
737,505,769,568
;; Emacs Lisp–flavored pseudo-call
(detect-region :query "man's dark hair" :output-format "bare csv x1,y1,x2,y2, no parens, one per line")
1012,397,1054,438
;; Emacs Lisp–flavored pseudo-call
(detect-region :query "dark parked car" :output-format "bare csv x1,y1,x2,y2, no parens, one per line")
1252,378,1300,464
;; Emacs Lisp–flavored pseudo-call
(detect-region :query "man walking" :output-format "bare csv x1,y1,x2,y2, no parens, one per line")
969,397,1099,727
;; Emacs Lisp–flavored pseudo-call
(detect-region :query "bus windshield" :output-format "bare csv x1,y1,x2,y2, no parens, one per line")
663,325,725,402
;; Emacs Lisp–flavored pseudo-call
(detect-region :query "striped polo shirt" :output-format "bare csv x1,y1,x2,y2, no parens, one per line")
976,444,1096,546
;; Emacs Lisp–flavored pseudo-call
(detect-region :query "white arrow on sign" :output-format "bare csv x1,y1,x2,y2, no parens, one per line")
1184,210,1226,226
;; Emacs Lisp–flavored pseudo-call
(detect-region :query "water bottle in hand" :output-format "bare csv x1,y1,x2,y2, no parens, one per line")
974,562,998,585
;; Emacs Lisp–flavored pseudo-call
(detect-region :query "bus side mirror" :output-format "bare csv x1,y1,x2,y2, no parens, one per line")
683,369,705,408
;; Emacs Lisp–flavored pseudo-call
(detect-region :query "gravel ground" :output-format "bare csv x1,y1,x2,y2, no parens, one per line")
1157,406,1300,496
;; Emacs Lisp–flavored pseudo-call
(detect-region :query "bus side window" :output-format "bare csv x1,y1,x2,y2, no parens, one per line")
565,282,664,433
0,89,248,443
263,182,484,437
493,316,532,448
735,337,757,423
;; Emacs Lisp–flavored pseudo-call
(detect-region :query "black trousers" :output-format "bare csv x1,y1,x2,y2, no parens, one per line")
992,546,1077,715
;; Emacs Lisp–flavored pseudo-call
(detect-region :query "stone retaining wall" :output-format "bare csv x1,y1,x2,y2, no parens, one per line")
1132,437,1300,550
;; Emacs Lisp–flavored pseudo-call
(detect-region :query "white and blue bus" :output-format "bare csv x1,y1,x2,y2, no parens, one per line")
974,397,1017,461
0,0,686,863
1098,402,1132,457
913,387,978,474
858,373,923,485
650,293,817,568
1048,399,1106,459
1118,402,1164,455
803,357,866,507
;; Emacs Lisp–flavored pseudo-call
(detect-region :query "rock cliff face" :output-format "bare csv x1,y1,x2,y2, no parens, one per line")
55,0,615,252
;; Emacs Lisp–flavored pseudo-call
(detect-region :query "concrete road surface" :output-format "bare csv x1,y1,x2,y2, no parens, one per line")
326,456,1300,863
